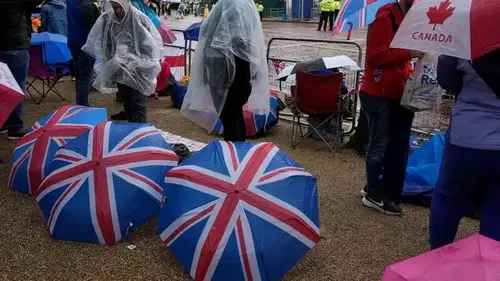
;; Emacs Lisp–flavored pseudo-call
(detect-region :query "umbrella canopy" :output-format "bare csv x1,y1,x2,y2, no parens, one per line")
31,32,72,64
0,62,25,129
158,24,177,44
158,141,320,281
184,22,202,41
276,55,361,82
214,90,279,138
9,106,107,195
36,122,179,244
333,0,396,35
390,0,500,60
382,234,500,281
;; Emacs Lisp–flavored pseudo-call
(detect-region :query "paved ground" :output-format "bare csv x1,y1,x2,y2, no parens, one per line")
0,19,470,281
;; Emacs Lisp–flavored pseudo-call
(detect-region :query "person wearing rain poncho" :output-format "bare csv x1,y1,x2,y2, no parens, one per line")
181,0,270,141
82,0,163,123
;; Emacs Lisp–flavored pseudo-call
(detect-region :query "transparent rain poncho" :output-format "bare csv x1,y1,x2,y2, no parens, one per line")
181,0,270,131
82,0,163,95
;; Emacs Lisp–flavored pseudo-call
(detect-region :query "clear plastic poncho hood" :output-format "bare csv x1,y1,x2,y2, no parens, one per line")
181,0,270,131
82,0,163,95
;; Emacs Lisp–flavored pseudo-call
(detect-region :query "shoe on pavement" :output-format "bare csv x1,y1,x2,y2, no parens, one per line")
362,196,403,216
0,128,7,134
6,130,27,140
71,77,76,82
110,111,128,121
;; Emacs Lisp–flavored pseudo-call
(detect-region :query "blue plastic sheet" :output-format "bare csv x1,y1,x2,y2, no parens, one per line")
402,133,446,206
183,22,202,41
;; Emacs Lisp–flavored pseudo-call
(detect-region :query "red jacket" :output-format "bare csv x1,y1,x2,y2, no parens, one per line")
360,3,412,99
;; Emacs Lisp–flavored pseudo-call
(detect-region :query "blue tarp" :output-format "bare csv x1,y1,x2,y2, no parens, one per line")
402,133,446,206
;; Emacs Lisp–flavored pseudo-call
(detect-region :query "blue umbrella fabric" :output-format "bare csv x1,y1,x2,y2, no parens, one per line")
31,32,72,64
36,122,179,245
184,22,202,41
333,0,396,35
9,105,107,195
402,132,446,206
158,141,320,281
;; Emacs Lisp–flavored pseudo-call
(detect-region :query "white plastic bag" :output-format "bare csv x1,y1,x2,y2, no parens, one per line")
401,53,442,112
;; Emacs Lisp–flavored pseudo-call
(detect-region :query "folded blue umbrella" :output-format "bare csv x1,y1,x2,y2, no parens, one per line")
31,32,72,64
184,22,202,41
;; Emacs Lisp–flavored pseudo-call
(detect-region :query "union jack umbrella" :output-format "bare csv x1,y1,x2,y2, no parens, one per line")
333,0,396,35
9,105,107,195
158,141,320,281
0,62,25,129
36,122,179,245
214,91,279,138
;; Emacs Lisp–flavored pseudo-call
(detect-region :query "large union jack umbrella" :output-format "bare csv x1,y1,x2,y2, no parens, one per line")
214,91,279,138
333,0,396,35
36,122,179,245
9,105,107,195
158,141,320,281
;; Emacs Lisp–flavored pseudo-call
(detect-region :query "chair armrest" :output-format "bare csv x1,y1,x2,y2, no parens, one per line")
338,89,359,99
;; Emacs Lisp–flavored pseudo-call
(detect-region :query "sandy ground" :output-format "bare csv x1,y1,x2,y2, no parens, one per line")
0,20,476,281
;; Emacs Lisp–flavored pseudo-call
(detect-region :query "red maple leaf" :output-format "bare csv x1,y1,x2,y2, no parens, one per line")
426,0,455,31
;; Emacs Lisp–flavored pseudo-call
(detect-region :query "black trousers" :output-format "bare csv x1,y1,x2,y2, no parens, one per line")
328,11,335,30
117,83,148,123
318,11,328,31
219,57,252,142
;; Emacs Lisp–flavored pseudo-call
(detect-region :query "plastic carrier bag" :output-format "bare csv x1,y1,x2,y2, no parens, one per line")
401,53,442,112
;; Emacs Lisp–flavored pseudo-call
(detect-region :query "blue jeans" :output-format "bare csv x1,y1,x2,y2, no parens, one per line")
0,50,29,132
429,136,500,249
71,49,95,106
360,93,414,203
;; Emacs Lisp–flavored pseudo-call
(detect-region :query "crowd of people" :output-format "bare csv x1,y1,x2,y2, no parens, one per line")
1,0,500,253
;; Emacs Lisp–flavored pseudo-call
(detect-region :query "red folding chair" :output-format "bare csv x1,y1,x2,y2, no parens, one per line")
27,45,65,105
291,70,351,152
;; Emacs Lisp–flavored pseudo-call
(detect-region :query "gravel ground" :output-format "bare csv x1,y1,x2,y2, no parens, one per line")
0,20,477,281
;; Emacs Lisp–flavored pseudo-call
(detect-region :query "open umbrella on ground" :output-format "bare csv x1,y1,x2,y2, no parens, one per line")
382,234,500,281
158,141,320,281
214,90,280,138
36,122,179,245
276,55,361,82
390,0,500,60
0,62,25,129
9,105,107,195
31,32,72,64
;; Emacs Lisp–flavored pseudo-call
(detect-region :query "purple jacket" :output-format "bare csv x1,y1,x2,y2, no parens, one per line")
437,55,500,151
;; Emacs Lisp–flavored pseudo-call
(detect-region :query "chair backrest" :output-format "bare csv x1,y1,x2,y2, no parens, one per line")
28,46,57,79
293,70,343,115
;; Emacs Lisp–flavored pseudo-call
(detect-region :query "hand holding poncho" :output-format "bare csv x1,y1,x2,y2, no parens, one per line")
82,0,163,95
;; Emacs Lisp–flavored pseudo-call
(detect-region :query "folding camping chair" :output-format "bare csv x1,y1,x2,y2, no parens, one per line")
290,70,354,153
27,45,65,105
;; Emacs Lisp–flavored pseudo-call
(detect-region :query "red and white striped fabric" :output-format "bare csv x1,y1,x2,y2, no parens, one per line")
391,0,500,60
163,47,186,81
0,62,24,128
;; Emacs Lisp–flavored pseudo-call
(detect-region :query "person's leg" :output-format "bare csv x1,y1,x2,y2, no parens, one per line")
121,84,147,123
317,12,325,31
478,150,500,242
429,137,487,249
360,93,404,215
73,49,95,106
0,50,29,136
360,93,390,200
328,11,334,31
382,103,414,204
